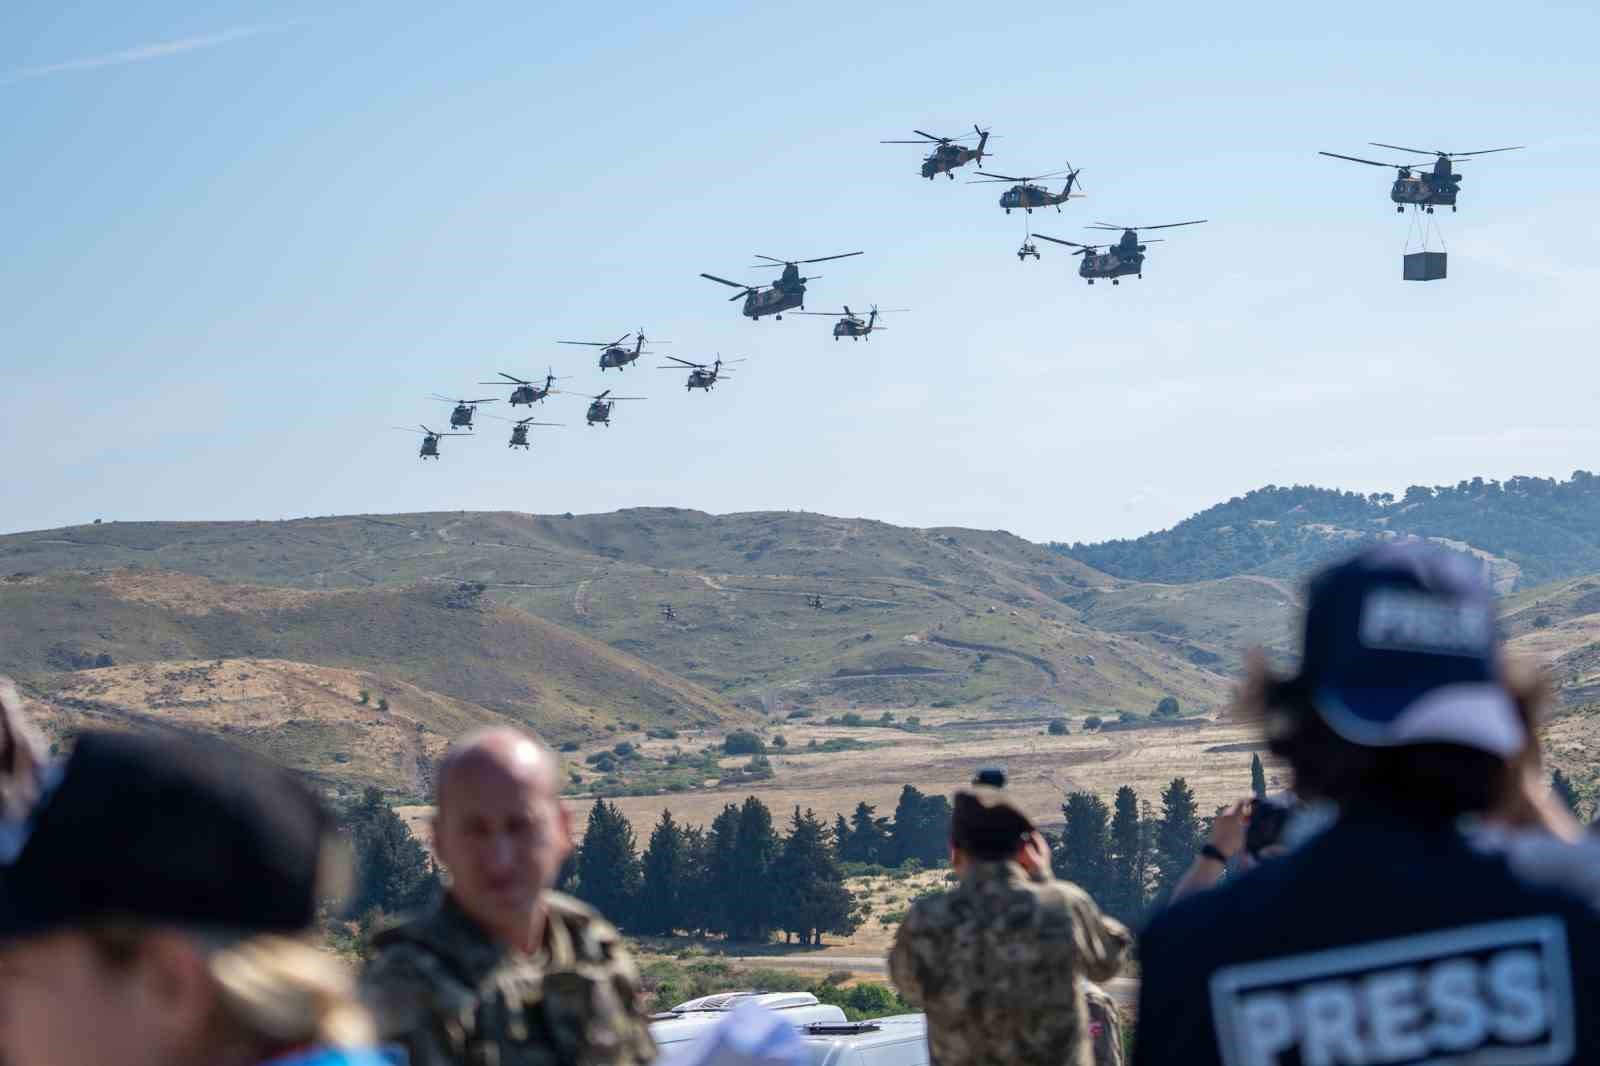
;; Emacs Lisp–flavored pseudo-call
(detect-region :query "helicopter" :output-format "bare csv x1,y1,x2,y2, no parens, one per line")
659,355,742,391
558,331,663,371
806,594,825,610
968,165,1082,214
660,603,677,621
1319,143,1523,213
393,425,466,460
700,251,863,321
486,414,562,449
580,389,644,427
1035,220,1207,285
430,394,497,430
479,369,565,406
880,126,992,180
795,305,905,340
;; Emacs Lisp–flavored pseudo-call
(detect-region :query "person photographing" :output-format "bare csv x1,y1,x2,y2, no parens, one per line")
888,769,1131,1066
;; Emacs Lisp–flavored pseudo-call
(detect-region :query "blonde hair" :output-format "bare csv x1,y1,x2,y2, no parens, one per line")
88,926,374,1052
205,934,374,1049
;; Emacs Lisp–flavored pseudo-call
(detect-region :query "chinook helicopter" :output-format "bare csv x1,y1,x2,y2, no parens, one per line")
1319,143,1523,213
659,355,742,391
795,305,905,340
558,331,663,371
1035,220,1206,284
700,252,863,321
479,369,564,406
580,389,644,427
430,394,497,430
393,425,466,460
880,126,992,180
486,414,562,449
968,165,1082,214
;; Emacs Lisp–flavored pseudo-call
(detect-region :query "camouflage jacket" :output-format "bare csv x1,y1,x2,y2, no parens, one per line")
887,861,1131,1066
363,892,656,1066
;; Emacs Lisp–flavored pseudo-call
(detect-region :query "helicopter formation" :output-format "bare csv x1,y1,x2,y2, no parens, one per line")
396,128,1521,457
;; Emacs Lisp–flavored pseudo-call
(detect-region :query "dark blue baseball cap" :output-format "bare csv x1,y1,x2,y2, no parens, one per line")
1300,541,1524,758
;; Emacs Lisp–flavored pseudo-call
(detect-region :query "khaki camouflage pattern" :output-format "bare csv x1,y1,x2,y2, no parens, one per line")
888,861,1131,1066
1083,981,1124,1066
363,892,656,1066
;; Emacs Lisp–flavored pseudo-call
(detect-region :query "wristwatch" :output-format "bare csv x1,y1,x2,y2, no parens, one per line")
1200,843,1231,865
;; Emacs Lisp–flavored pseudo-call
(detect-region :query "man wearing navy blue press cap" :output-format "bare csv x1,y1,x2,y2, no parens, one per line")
1134,542,1600,1066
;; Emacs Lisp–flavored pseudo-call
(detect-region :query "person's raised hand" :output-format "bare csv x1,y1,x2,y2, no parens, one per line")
1016,830,1052,879
1209,799,1251,859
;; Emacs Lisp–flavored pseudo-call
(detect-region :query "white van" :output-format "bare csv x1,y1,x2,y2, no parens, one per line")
798,1015,929,1066
649,991,850,1052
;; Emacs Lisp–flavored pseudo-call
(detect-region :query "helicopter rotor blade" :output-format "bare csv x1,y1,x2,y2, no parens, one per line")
660,356,703,368
1369,142,1437,156
1449,145,1525,157
701,272,754,289
912,129,949,142
1319,150,1402,168
799,251,861,265
1035,233,1088,247
558,340,608,347
973,170,1025,181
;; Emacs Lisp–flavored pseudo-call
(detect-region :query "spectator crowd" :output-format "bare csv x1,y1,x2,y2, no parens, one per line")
0,541,1596,1066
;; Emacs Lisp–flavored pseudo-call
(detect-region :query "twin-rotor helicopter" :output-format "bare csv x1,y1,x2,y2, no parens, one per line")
1035,221,1207,284
701,252,863,320
1320,142,1523,213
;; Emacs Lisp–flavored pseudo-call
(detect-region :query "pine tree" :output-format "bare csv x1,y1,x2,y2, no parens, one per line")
728,796,779,941
844,801,892,865
345,787,437,915
1250,753,1267,798
1105,785,1148,924
702,804,742,938
678,824,711,936
888,785,951,866
638,809,686,935
575,798,642,928
1055,792,1113,903
833,814,852,859
1551,769,1581,815
774,807,859,946
1153,778,1202,900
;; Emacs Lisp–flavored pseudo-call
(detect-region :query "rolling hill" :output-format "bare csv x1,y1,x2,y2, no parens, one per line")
0,511,1233,716
1059,472,1600,590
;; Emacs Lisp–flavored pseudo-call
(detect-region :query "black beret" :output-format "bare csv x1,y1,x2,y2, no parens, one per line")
0,731,337,940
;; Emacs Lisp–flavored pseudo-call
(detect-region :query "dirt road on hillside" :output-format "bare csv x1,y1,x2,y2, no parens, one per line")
724,952,1139,1006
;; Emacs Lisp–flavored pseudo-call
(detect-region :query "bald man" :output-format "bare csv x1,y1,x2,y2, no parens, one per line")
362,728,656,1066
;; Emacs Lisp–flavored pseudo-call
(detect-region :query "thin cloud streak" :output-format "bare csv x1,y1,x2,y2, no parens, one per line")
2,22,297,86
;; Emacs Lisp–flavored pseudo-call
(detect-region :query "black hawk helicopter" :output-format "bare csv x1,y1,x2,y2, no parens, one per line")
659,355,742,391
558,331,663,371
700,251,863,321
795,304,906,340
968,165,1082,214
479,369,565,406
394,425,466,460
1035,220,1206,285
580,389,644,427
430,394,497,430
486,414,562,449
1319,142,1523,213
880,126,992,180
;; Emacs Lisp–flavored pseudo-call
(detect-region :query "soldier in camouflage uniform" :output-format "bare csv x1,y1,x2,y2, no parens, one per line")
363,729,655,1066
887,773,1131,1066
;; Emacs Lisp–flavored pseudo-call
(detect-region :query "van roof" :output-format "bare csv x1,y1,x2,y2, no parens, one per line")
800,1013,928,1065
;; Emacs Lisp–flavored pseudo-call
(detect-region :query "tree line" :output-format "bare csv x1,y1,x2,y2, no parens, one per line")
571,784,952,945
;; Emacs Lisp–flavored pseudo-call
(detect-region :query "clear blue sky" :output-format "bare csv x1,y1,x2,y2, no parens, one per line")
4,0,1597,543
